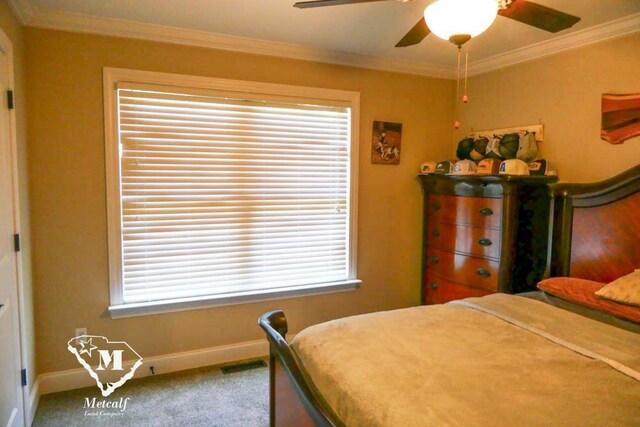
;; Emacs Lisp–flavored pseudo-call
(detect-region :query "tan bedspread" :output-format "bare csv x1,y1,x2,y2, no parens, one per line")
290,294,640,426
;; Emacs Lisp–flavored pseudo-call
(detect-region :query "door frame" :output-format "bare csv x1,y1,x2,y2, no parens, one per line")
0,27,30,426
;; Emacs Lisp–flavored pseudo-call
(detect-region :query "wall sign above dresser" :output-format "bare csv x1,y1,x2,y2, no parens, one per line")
418,174,557,305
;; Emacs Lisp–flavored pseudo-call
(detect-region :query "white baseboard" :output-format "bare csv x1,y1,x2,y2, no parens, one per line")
38,338,271,395
27,380,40,426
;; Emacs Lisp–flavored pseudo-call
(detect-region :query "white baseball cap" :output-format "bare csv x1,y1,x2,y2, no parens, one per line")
452,159,478,175
499,159,530,175
485,137,503,159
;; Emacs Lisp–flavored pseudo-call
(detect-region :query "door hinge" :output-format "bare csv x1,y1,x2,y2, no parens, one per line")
7,90,14,110
21,368,27,387
14,234,20,252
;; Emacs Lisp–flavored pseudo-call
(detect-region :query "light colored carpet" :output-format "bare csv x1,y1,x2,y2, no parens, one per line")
33,361,269,426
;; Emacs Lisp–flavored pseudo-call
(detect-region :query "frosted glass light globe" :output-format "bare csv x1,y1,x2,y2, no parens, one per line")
425,0,498,42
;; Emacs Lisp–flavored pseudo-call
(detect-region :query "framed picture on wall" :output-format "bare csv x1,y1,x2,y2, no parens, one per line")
601,93,640,145
371,121,402,165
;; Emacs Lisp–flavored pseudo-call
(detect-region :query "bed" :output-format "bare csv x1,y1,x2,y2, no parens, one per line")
259,165,640,427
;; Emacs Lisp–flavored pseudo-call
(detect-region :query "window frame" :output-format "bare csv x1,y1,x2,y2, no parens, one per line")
103,67,360,318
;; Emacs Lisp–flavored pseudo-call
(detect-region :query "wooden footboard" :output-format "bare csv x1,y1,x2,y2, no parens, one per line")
258,310,342,427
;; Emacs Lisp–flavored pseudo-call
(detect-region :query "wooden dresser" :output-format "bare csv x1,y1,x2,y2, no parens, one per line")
418,174,557,305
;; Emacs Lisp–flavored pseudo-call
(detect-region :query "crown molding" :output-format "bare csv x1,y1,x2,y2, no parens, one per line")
469,12,640,76
8,1,640,80
8,0,34,25
21,5,455,79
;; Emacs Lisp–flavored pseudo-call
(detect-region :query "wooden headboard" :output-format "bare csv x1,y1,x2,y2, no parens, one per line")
550,165,640,282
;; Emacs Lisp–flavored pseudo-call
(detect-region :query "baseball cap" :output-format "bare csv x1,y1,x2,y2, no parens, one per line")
477,158,501,175
516,132,540,162
499,159,530,175
456,138,475,160
499,133,520,159
529,159,557,176
470,137,488,162
485,137,503,159
420,161,438,174
435,160,454,174
452,159,478,175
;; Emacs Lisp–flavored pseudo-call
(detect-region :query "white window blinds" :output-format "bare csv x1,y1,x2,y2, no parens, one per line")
116,84,353,304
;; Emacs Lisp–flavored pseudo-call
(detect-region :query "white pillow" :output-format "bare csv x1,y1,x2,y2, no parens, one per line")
595,269,640,307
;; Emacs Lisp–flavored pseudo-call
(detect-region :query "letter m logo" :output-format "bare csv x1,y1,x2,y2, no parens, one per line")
96,349,124,371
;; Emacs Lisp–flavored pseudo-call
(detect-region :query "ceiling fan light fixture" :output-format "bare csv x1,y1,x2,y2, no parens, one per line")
424,0,498,44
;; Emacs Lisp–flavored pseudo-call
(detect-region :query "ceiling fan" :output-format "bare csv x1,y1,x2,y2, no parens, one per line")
293,0,581,48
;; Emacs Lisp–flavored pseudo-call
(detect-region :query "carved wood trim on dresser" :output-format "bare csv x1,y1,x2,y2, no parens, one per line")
418,174,558,305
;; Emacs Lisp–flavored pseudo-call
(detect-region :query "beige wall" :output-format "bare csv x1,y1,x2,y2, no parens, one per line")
25,28,455,374
454,33,640,182
0,0,36,390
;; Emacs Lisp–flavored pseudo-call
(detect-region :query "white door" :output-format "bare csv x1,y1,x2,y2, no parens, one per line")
0,47,24,427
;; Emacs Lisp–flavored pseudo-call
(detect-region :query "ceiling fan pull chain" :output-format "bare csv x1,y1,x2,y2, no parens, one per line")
463,48,469,104
454,46,461,129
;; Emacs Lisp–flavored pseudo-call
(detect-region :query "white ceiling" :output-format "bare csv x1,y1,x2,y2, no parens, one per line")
20,0,640,73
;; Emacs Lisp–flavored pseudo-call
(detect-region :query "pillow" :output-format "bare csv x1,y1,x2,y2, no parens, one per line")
536,277,640,324
595,269,640,307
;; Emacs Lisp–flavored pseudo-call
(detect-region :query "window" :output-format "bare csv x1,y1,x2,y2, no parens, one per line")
104,68,360,317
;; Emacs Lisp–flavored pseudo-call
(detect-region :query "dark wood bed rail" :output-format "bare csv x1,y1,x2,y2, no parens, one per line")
258,310,342,427
550,164,640,281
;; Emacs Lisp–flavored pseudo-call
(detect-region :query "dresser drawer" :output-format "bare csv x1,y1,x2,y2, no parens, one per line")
426,247,499,291
428,222,501,259
424,273,493,305
428,195,502,228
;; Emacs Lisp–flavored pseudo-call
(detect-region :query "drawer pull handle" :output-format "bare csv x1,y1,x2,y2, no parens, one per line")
478,238,492,247
432,228,440,237
432,201,441,211
430,282,438,289
479,207,493,216
476,268,491,278
430,256,439,264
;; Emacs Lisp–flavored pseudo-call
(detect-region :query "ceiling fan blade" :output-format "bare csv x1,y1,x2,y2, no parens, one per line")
395,17,430,47
294,0,389,9
498,0,580,33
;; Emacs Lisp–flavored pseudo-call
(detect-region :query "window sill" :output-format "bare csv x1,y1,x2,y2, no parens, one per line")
108,279,362,319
